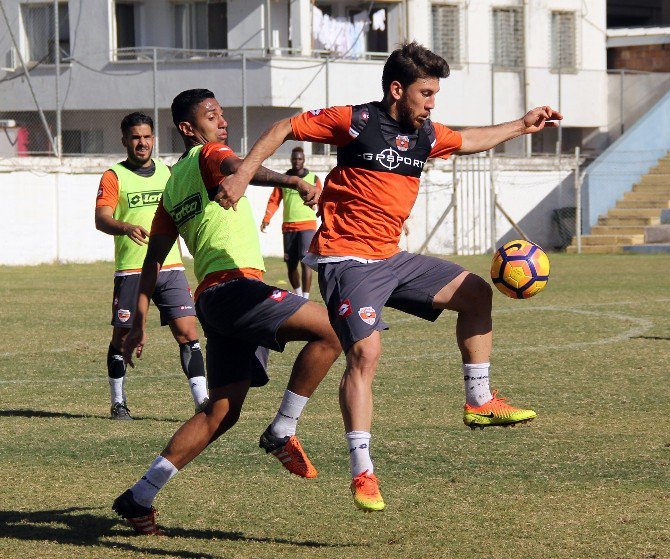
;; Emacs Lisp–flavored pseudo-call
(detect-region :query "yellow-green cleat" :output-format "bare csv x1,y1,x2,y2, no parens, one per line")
351,470,385,512
464,391,536,429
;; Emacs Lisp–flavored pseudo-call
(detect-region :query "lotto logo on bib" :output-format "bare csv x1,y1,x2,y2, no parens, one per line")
268,289,288,302
117,309,131,323
337,299,352,319
358,306,377,325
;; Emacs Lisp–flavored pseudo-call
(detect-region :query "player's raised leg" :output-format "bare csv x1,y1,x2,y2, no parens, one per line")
259,300,341,478
433,271,536,429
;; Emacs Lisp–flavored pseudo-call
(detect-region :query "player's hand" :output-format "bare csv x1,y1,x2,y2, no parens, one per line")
122,327,146,368
260,221,269,233
521,106,563,134
214,174,248,211
125,224,149,245
295,178,319,208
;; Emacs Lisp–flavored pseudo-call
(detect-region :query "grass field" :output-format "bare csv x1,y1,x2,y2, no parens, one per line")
1,254,668,559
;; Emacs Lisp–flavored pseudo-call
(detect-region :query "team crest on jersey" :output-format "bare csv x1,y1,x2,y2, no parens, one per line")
117,309,131,323
307,109,323,118
338,299,352,319
358,306,377,325
395,135,410,151
268,289,288,302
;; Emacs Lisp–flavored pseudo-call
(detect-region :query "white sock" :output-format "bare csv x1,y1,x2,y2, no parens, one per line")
346,431,373,477
463,363,492,407
109,377,124,405
302,292,310,299
270,389,309,437
295,286,303,297
130,456,179,508
122,376,128,403
188,376,208,405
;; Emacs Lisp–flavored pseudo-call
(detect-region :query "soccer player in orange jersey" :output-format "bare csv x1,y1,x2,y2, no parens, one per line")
216,42,562,512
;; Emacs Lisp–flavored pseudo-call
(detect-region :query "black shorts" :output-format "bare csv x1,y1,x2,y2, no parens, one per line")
195,278,308,389
111,269,195,328
318,251,465,352
283,229,315,263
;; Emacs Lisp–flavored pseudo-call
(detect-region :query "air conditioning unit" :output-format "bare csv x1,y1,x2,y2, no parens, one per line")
0,119,17,128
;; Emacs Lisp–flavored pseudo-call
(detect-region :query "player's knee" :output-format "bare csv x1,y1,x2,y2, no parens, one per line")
347,338,381,371
465,274,492,312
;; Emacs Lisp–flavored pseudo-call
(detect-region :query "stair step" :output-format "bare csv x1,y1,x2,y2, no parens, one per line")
638,175,670,185
623,191,670,201
644,224,670,243
616,200,670,209
566,245,624,254
598,216,660,226
632,183,670,193
580,234,644,246
590,225,646,235
607,208,664,218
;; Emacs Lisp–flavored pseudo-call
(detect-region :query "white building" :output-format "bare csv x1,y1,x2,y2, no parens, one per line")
0,0,608,157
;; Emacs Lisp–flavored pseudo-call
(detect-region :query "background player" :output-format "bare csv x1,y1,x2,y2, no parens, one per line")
214,42,562,512
95,112,208,419
112,90,341,535
260,146,322,299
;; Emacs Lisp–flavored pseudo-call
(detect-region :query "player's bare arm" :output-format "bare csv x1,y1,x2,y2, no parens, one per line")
122,233,177,367
95,205,149,245
457,106,563,155
215,118,295,209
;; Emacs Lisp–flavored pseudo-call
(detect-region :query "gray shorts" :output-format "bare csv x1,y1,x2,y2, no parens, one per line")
195,278,308,389
283,229,315,263
318,251,465,352
111,269,195,328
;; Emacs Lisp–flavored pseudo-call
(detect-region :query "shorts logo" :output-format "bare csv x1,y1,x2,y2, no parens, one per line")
117,309,131,323
172,193,203,227
179,305,193,310
358,306,377,325
395,135,410,151
361,110,369,121
338,299,352,319
268,289,288,302
307,109,323,118
188,288,193,299
127,190,163,208
113,297,119,307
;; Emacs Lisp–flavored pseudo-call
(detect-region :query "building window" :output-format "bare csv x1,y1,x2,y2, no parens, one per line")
114,2,137,59
431,4,460,65
492,7,524,70
551,11,576,71
21,2,70,64
62,130,104,155
174,1,227,50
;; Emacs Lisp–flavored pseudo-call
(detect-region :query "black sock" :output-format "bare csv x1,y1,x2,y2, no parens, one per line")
107,343,126,379
179,340,205,379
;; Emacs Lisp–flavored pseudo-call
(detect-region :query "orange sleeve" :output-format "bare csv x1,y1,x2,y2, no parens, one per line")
263,187,283,223
290,106,354,147
95,170,119,208
149,198,179,239
199,142,240,190
430,123,463,159
314,176,323,193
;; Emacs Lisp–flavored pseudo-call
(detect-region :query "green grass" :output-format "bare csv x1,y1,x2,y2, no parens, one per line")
0,254,669,559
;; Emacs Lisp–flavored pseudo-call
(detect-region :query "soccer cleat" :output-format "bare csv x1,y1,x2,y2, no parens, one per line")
194,397,209,414
112,489,163,535
463,390,537,429
259,425,317,479
111,401,132,420
350,470,385,512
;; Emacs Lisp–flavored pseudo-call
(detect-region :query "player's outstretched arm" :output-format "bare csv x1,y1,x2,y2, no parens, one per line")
95,206,149,245
122,233,176,367
457,106,562,155
215,118,295,210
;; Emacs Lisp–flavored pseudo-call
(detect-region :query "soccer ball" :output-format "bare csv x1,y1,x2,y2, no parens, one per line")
490,240,550,299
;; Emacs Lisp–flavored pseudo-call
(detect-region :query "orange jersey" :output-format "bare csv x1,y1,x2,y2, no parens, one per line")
291,105,461,259
150,142,264,299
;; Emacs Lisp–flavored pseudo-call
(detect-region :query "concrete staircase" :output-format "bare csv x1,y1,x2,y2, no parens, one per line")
567,154,670,253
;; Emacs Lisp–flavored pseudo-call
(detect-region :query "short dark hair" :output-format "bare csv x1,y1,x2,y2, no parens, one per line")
291,146,304,155
381,42,450,94
120,112,154,136
171,89,215,128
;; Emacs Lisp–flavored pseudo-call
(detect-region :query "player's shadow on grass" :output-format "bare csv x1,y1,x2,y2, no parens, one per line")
0,408,183,423
631,335,670,341
0,506,357,557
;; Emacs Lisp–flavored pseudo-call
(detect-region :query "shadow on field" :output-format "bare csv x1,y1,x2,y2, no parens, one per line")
0,506,357,557
631,335,670,341
0,409,182,423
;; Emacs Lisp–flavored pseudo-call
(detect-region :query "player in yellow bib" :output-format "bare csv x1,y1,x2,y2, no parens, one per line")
112,90,341,535
260,147,322,299
95,112,208,420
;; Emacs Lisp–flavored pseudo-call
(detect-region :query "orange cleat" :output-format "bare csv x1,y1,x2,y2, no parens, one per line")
259,426,317,479
464,390,537,429
350,470,385,512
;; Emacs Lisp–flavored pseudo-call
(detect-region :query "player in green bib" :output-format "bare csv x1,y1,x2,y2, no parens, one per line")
112,90,341,535
261,146,322,299
95,112,208,420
